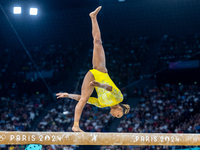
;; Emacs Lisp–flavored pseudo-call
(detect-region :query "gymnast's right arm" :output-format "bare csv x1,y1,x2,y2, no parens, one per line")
56,93,81,101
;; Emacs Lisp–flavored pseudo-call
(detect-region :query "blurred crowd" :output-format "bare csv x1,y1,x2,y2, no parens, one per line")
117,84,200,133
0,93,49,150
152,34,200,72
103,37,150,86
0,94,47,131
0,43,82,92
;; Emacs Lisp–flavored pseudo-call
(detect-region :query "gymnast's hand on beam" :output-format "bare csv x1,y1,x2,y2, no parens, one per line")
90,80,100,87
56,93,69,99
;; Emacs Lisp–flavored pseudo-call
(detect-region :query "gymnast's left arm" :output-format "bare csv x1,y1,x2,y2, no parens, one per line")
90,80,112,91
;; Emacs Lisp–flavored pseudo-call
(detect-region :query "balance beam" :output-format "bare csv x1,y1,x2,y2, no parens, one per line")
0,132,199,145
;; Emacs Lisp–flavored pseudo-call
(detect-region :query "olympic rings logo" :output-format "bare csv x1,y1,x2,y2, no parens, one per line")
0,134,6,142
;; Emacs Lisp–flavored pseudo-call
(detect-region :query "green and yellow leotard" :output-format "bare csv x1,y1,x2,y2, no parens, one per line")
87,69,123,108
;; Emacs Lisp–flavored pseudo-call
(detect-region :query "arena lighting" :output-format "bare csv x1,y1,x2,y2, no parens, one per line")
118,0,125,2
29,8,38,15
13,7,21,14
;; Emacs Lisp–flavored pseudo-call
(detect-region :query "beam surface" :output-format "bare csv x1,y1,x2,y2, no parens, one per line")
0,132,199,145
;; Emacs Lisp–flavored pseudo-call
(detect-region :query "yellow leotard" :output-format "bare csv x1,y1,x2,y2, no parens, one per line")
87,69,123,108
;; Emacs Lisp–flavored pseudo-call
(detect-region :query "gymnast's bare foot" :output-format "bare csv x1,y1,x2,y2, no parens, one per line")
72,126,84,132
89,6,102,18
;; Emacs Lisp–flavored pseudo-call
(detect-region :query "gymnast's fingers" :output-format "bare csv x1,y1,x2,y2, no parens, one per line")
56,94,64,99
90,81,95,86
93,80,100,86
56,93,62,96
56,95,61,99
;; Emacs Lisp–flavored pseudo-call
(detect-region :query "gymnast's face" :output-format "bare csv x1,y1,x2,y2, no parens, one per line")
110,108,123,118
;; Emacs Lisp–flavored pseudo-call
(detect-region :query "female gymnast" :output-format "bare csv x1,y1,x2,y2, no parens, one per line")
56,6,130,132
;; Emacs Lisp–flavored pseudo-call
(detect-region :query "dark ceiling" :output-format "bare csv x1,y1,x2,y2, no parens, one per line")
0,0,200,49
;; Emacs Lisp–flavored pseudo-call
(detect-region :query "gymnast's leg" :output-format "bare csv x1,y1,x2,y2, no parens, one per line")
72,71,95,132
72,6,105,132
89,6,107,73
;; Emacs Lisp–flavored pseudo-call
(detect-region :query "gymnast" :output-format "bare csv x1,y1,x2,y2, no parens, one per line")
56,6,130,132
